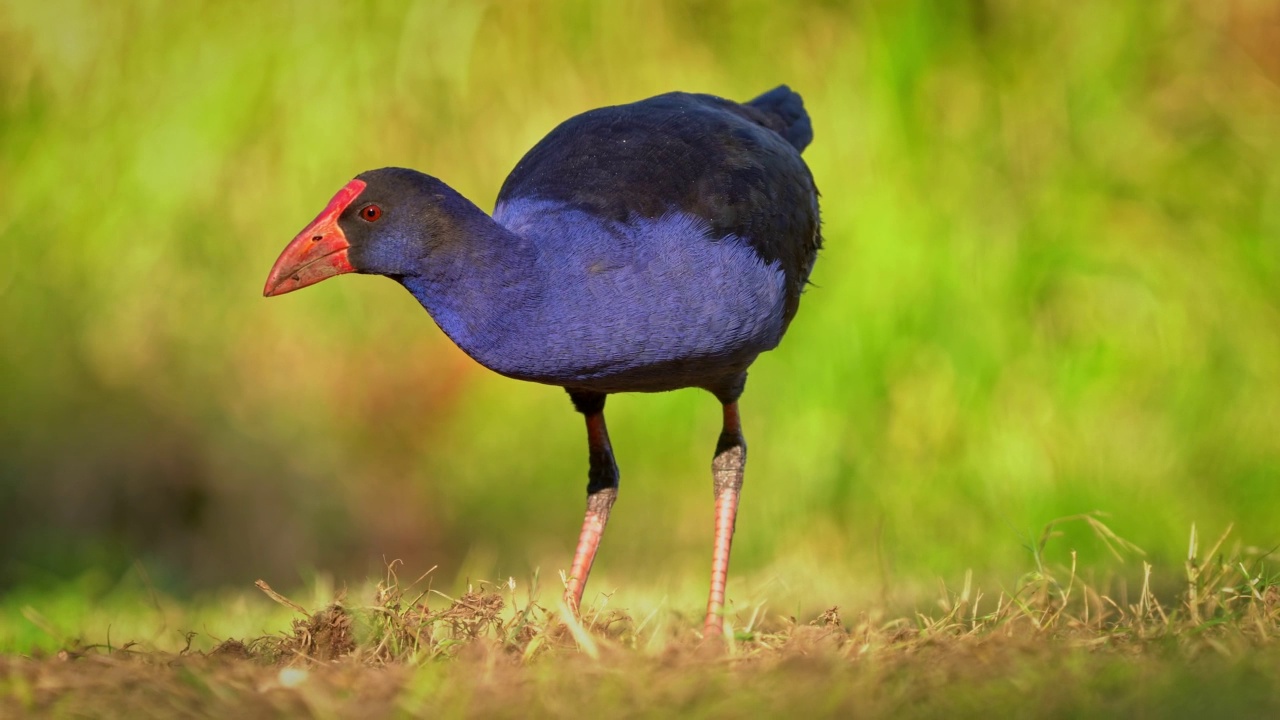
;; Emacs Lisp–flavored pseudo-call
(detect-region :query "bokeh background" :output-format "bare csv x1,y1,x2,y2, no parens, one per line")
2,0,1279,635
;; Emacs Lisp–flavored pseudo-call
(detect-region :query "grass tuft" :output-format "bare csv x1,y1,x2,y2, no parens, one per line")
205,519,1280,665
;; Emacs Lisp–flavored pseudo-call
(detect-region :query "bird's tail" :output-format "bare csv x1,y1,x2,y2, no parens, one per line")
747,85,813,152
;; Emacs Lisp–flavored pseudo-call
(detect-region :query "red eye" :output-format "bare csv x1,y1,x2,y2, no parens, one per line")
360,204,382,222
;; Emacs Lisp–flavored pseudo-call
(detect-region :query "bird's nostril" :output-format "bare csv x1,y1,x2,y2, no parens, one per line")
292,274,301,282
312,235,323,242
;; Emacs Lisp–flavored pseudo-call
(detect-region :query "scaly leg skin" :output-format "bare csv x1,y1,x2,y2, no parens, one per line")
705,401,746,635
564,391,619,615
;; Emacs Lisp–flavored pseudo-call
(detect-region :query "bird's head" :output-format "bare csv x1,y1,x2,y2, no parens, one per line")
263,167,452,297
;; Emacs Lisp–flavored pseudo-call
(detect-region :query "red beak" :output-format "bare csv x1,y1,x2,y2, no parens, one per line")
263,179,367,297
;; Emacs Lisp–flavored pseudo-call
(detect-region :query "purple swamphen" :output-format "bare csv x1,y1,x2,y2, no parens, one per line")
264,86,821,634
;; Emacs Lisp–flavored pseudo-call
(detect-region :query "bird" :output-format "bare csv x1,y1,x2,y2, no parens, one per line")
263,86,821,635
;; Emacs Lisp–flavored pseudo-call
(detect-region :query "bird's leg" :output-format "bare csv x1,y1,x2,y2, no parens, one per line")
705,401,746,634
564,391,619,615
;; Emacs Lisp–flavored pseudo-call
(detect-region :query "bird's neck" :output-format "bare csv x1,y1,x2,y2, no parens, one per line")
396,195,543,377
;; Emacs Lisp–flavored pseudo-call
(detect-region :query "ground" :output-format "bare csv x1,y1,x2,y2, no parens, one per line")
8,636,1280,719
5,520,1280,718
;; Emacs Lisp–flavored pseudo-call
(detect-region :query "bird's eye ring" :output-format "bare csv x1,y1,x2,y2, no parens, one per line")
360,204,382,222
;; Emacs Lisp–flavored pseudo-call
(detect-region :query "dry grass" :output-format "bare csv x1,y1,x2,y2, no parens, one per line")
5,518,1280,718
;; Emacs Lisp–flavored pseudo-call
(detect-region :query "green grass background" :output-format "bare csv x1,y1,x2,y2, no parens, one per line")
2,0,1279,650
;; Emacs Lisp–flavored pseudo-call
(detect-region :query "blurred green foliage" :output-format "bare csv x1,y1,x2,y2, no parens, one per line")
1,0,1278,614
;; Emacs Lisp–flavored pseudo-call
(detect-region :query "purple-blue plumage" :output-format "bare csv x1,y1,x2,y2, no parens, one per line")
328,87,822,397
428,198,790,392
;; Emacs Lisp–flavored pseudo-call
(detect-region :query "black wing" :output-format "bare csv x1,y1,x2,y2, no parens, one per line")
496,88,821,323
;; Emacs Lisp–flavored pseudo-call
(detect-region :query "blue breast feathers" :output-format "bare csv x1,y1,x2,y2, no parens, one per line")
461,198,788,391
